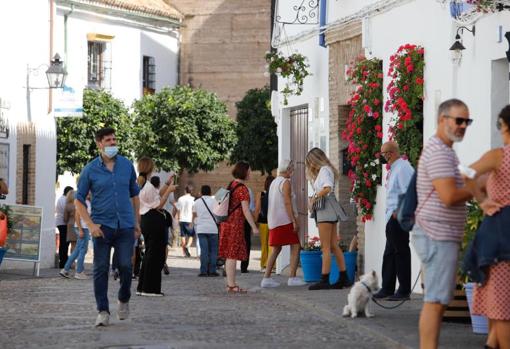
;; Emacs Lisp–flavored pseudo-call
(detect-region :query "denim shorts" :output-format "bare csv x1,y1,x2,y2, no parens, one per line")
411,224,460,305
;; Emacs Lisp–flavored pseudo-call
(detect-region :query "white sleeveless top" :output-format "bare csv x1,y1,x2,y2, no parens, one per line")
267,176,293,230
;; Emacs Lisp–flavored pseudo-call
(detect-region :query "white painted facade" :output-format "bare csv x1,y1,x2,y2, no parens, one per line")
273,0,510,283
0,0,57,270
54,0,181,213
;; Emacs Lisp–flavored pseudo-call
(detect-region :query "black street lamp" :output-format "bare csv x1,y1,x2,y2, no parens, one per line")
449,26,475,64
45,54,67,89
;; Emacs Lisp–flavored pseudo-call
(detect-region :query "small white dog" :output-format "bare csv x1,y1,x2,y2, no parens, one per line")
342,270,379,318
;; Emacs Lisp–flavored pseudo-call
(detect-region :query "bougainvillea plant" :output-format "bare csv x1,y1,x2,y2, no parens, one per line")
265,51,311,105
385,44,424,167
466,0,497,12
342,57,383,222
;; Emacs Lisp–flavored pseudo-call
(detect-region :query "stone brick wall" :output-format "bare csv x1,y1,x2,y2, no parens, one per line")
326,22,365,266
171,0,272,198
16,123,36,205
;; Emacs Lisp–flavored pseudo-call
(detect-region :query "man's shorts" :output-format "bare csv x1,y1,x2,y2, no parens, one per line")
179,222,195,237
411,224,460,305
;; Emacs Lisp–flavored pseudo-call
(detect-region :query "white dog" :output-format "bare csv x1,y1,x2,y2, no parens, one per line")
342,270,379,318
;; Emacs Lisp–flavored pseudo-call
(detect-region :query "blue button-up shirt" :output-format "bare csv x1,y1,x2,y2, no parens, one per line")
385,158,415,223
76,155,140,229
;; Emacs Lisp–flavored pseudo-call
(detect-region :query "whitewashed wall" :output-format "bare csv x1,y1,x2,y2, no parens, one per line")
0,0,57,269
364,0,510,291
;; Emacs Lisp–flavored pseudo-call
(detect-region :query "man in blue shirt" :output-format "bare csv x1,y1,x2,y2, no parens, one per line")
373,141,415,301
75,127,140,327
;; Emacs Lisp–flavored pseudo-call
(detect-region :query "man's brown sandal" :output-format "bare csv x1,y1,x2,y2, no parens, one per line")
226,285,247,294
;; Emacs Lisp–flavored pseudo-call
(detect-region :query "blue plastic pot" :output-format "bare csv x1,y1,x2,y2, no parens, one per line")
0,247,6,266
300,250,322,282
330,251,358,284
464,282,488,334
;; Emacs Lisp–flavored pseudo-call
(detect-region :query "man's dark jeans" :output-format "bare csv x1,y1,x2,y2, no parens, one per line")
381,217,411,295
92,225,134,313
57,225,69,268
198,234,218,274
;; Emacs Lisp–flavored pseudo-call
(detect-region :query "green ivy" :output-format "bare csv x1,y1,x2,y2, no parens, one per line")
230,87,277,175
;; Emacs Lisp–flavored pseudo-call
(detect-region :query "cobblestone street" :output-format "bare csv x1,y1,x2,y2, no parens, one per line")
0,248,485,349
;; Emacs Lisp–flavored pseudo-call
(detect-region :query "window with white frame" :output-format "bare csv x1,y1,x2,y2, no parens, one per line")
87,41,112,89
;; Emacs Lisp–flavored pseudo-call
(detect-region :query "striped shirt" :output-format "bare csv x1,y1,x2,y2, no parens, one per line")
416,136,467,241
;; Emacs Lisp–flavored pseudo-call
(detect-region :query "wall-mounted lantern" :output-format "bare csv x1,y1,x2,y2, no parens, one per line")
449,26,475,64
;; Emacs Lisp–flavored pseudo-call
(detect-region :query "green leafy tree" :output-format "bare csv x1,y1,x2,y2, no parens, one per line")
56,89,133,175
131,86,237,173
230,87,277,175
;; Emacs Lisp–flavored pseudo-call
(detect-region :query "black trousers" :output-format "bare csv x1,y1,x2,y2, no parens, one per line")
240,220,251,272
133,238,143,277
137,210,167,294
57,225,69,268
381,217,411,295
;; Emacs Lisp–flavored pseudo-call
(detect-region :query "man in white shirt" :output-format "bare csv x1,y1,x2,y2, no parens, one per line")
55,186,74,268
176,185,195,257
373,141,415,301
192,185,219,276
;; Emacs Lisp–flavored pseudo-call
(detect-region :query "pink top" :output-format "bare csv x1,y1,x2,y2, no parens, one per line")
486,145,510,206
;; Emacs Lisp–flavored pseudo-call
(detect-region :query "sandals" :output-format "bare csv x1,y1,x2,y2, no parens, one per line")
226,285,247,294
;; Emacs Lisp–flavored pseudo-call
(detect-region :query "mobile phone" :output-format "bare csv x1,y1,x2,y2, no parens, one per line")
458,164,476,179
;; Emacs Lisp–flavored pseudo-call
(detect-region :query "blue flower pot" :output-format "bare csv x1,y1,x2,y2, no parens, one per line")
464,282,488,334
300,250,322,282
330,251,357,284
0,247,6,267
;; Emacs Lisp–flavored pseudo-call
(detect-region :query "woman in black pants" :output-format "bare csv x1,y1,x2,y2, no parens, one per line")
136,157,176,296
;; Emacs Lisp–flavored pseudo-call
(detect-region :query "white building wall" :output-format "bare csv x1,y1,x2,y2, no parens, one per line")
363,0,510,291
54,8,179,107
0,0,57,269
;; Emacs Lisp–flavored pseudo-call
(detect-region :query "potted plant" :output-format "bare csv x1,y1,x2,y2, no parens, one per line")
0,204,12,266
300,236,322,282
265,51,311,106
462,201,488,334
330,239,358,284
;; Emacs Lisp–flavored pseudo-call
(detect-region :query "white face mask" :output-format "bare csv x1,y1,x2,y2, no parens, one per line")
103,146,119,158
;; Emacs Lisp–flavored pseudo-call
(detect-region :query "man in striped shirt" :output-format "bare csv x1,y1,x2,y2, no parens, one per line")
413,99,473,349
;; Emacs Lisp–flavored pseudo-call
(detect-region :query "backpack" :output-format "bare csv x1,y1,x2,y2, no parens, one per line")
212,182,245,223
397,172,434,232
396,172,418,232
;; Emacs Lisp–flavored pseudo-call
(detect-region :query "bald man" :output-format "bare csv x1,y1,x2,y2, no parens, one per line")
373,141,415,301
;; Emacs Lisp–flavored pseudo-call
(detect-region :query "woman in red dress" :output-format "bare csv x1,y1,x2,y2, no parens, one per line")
219,161,259,293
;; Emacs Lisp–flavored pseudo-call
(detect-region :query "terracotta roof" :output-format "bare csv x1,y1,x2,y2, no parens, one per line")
83,0,183,21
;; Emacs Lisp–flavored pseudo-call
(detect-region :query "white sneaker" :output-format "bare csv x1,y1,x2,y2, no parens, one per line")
59,269,70,278
140,292,164,297
74,272,89,280
117,301,129,320
287,277,307,287
95,311,110,327
260,277,280,288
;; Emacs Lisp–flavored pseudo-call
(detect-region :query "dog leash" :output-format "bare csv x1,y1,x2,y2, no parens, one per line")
370,271,422,310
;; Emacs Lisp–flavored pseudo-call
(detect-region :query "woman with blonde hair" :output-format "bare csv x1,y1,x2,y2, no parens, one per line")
305,147,350,290
136,156,176,296
64,189,77,255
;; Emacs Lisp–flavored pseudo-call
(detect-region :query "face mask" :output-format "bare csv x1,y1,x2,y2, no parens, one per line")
379,155,388,165
104,146,118,159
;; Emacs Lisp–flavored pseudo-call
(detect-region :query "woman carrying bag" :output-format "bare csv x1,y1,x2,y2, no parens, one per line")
305,147,350,290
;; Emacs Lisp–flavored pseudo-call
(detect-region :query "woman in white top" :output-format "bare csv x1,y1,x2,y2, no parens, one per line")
305,147,351,290
136,157,176,296
192,185,220,277
260,160,306,288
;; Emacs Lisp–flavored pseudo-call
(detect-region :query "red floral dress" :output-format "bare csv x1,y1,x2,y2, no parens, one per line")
218,181,249,261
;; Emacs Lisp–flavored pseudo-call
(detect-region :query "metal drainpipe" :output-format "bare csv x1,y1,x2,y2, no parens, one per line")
48,0,55,114
64,4,74,73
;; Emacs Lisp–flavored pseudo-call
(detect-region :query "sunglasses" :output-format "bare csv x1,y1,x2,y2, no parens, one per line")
497,119,504,130
444,115,473,126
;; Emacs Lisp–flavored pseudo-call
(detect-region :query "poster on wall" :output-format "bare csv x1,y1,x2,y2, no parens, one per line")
0,143,8,186
54,85,83,117
3,205,43,261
